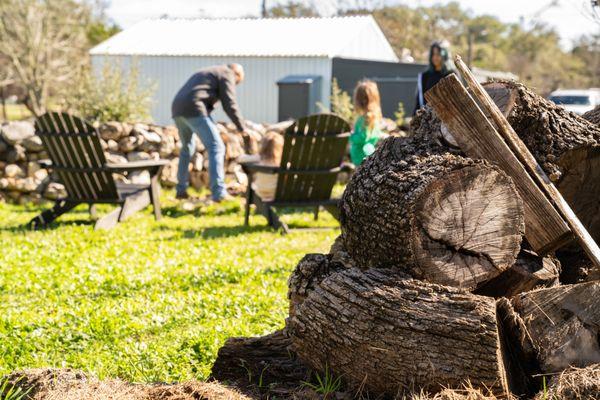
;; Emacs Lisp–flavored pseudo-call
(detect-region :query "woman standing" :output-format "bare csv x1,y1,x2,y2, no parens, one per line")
414,41,455,113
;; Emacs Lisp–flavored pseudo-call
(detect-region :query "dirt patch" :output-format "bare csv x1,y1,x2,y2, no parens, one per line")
2,369,250,400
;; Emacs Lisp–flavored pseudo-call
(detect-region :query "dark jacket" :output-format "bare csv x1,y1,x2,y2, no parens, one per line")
172,65,245,131
414,42,455,114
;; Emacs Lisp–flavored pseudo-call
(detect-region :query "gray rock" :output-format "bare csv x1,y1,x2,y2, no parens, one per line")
1,121,35,145
160,158,179,187
118,136,138,153
26,161,41,178
106,139,119,152
4,164,26,178
22,135,44,152
0,137,8,153
191,152,204,171
129,170,151,185
44,182,67,200
7,144,26,163
127,151,151,162
106,152,127,165
139,129,162,144
99,122,125,141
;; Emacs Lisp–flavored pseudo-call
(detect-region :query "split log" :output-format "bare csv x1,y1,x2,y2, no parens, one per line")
484,81,600,246
287,266,512,397
508,282,600,373
340,136,524,290
475,249,560,298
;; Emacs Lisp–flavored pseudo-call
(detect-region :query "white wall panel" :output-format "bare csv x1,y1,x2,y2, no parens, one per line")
92,55,332,126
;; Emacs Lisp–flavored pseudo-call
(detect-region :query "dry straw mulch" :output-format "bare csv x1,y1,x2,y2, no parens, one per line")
3,369,249,400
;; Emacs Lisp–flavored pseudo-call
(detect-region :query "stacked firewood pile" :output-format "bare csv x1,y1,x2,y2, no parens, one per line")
210,80,600,399
0,119,285,203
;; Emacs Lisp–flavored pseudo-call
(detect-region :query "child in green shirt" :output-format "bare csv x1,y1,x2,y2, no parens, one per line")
350,80,384,165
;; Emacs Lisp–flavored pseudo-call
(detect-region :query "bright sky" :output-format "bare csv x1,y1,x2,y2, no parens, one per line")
106,0,599,49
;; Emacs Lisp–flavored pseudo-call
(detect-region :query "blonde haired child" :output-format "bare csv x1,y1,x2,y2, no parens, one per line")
351,80,384,165
238,131,284,201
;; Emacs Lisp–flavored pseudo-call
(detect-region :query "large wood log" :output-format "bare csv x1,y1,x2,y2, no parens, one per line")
484,81,600,246
339,136,524,290
507,282,600,373
287,266,512,397
425,75,572,255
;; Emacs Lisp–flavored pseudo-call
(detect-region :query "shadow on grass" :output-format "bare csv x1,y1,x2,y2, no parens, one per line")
159,221,338,240
0,218,95,233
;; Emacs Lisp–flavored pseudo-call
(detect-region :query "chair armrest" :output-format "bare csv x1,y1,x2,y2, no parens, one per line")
340,162,356,173
105,159,169,173
241,162,280,174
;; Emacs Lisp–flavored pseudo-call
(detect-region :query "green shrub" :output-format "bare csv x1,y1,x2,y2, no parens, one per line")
67,60,156,123
319,78,354,123
394,101,406,126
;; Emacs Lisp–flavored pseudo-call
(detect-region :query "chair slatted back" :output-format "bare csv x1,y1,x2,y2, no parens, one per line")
275,113,350,203
35,112,118,202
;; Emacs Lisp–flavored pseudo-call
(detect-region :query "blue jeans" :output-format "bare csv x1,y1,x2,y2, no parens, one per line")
174,115,226,200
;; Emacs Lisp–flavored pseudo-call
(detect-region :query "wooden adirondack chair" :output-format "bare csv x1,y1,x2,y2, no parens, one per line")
28,112,169,230
241,113,352,233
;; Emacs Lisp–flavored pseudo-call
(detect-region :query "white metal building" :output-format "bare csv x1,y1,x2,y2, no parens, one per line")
90,16,399,125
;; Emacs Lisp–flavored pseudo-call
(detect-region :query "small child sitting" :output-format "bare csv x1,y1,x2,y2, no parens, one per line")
238,131,284,201
350,80,384,165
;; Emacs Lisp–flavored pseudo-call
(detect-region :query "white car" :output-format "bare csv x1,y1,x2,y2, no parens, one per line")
548,89,600,115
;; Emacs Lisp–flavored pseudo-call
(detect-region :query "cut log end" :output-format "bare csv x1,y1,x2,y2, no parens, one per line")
410,165,525,289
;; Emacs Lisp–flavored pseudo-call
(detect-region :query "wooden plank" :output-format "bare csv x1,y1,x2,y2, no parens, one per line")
37,114,81,199
453,55,600,268
425,74,571,254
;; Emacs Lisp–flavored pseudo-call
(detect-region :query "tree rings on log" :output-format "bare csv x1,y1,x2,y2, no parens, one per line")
411,164,524,289
340,136,524,290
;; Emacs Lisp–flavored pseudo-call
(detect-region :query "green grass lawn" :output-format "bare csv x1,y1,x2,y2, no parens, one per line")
0,192,339,382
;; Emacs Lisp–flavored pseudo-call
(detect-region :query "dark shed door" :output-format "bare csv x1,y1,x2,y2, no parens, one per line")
332,57,427,117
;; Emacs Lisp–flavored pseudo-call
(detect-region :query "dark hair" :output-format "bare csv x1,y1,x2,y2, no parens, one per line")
428,41,453,73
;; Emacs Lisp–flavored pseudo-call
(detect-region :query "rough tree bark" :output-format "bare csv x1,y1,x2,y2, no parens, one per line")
484,81,600,246
474,249,560,298
410,105,460,150
582,104,600,126
506,281,600,373
210,329,309,394
339,136,524,290
287,266,512,397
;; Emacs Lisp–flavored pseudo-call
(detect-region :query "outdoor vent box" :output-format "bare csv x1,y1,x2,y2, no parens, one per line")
277,75,322,121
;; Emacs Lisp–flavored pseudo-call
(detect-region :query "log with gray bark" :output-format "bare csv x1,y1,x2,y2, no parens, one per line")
500,281,600,375
484,81,600,247
339,136,525,290
286,264,513,397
